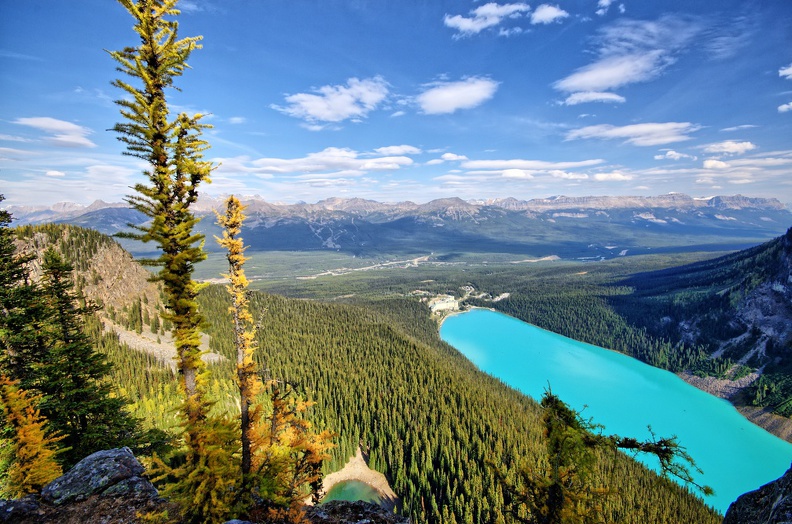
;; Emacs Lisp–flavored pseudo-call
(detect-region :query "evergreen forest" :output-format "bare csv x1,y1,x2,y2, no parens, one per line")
3,221,723,523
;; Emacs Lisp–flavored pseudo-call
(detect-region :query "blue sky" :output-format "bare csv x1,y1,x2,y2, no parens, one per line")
2,0,792,207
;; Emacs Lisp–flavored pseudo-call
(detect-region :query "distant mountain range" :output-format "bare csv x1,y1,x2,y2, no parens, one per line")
7,193,791,258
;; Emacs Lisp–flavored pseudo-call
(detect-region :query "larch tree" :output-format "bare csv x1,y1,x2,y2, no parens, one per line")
109,0,213,429
0,375,63,498
215,195,261,479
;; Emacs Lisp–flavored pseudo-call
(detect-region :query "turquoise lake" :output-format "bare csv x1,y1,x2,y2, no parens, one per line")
439,308,792,514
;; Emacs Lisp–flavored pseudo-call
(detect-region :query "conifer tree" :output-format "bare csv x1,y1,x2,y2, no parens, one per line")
499,389,712,524
109,0,213,426
0,375,63,498
35,248,142,467
0,197,54,392
215,195,261,478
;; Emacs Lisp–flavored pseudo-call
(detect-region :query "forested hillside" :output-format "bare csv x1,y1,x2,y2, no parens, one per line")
613,227,792,416
11,223,721,523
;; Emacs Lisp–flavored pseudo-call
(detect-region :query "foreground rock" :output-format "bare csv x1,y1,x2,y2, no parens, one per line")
42,447,157,505
0,447,170,523
0,448,409,523
304,500,410,523
724,464,792,523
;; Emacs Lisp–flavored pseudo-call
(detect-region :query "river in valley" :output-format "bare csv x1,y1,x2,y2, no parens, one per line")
439,308,792,514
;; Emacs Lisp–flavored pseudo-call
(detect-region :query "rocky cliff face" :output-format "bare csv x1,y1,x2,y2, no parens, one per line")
724,464,792,523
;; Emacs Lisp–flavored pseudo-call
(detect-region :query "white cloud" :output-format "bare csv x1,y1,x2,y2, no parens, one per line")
550,170,589,180
554,16,700,102
781,64,792,80
654,150,696,161
461,158,604,170
228,116,246,124
45,170,66,177
444,3,530,37
779,102,792,113
555,52,670,93
702,140,757,155
214,147,414,179
426,152,469,165
271,76,389,123
443,153,468,161
594,171,633,181
374,145,422,156
531,4,569,25
390,111,406,118
703,159,730,169
417,77,499,114
562,91,626,105
596,0,614,16
13,117,96,148
566,122,701,146
502,169,533,179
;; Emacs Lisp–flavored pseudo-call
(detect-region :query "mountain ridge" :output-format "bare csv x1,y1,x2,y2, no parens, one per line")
7,193,790,259
7,193,788,221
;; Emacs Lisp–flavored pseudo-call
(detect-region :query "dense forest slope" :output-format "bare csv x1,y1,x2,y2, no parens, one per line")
10,223,721,523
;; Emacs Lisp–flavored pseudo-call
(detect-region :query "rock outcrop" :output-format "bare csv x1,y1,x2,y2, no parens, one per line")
0,447,167,523
41,447,157,505
724,464,792,523
0,448,409,523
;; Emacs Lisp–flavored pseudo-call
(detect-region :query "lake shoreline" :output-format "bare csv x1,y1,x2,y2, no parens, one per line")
678,371,792,442
319,447,400,512
445,306,792,443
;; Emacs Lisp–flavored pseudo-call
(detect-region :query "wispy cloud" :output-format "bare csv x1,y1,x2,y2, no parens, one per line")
13,117,96,148
566,122,701,146
554,15,700,103
562,91,625,106
595,0,625,17
213,147,415,180
271,76,389,124
530,4,569,25
779,103,792,114
373,145,422,156
781,64,792,80
461,158,604,170
444,3,530,37
721,124,757,132
417,77,499,114
704,18,755,60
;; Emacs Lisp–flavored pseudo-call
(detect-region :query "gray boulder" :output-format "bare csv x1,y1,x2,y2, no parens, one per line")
724,464,792,524
41,447,157,506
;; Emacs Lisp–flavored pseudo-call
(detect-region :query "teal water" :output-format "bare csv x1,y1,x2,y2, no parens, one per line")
322,480,383,504
440,308,792,514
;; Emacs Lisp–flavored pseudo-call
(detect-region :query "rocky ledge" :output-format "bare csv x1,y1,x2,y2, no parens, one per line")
0,448,409,523
724,463,792,523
